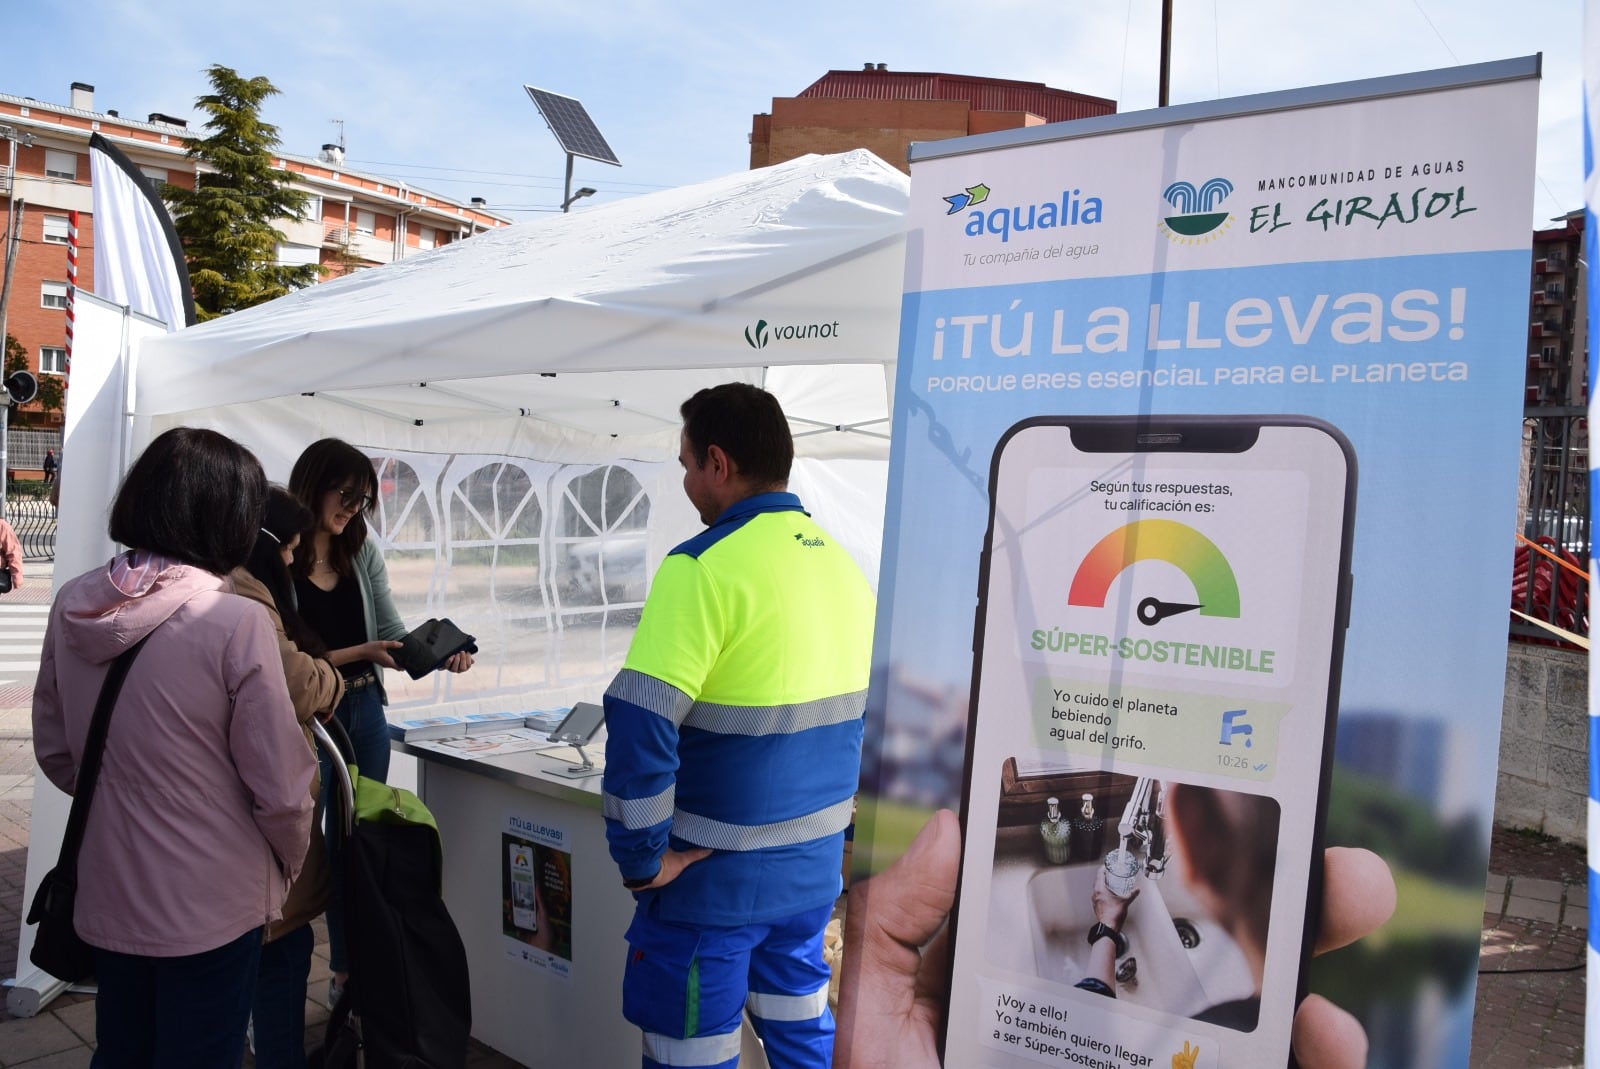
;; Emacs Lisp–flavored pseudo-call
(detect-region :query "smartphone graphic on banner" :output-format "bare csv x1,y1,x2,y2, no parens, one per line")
942,416,1355,1069
510,843,538,933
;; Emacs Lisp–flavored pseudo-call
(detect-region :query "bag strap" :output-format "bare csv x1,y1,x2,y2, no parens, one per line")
54,633,153,877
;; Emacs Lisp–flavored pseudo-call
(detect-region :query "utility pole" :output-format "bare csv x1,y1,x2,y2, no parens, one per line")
0,124,37,519
0,124,35,342
1158,0,1174,107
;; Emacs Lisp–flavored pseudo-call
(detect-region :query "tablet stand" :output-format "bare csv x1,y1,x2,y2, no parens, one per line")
539,701,606,779
546,737,603,779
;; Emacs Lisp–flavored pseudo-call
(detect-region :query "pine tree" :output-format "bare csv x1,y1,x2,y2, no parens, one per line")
166,65,319,320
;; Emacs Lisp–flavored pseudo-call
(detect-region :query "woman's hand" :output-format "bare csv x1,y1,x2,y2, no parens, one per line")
443,650,474,672
328,639,403,670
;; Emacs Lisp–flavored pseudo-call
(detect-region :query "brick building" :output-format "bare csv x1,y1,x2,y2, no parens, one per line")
750,64,1116,172
0,80,509,441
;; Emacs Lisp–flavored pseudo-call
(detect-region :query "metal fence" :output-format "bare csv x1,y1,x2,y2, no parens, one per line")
6,496,55,561
1512,406,1588,645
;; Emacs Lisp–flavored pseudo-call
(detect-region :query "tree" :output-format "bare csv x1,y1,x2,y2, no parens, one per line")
166,65,319,320
2,333,64,427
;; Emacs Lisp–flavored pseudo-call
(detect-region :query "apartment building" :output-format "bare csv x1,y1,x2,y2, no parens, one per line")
0,80,510,430
750,64,1116,173
1527,213,1586,408
1520,212,1589,571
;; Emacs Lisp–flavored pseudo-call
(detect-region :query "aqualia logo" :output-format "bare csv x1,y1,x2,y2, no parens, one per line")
743,317,840,350
1159,177,1234,243
944,183,1103,244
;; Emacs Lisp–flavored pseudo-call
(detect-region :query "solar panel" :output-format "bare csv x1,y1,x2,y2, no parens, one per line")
523,86,621,166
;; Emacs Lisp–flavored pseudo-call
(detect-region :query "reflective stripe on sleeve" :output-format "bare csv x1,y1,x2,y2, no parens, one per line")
602,785,675,830
671,797,854,852
601,780,675,832
608,669,694,725
682,690,867,736
745,982,831,1023
641,1027,743,1067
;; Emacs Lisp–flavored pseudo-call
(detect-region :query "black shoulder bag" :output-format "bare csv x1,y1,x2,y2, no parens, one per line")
26,634,151,981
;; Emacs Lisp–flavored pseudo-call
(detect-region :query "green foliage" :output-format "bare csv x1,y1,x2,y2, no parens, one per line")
165,65,320,320
1322,766,1488,887
2,334,64,427
8,479,47,499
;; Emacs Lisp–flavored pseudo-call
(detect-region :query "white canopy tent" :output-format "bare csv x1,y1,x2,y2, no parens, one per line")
13,149,909,1012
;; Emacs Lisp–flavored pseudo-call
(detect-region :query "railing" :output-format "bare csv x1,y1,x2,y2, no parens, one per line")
1513,407,1588,645
6,497,56,562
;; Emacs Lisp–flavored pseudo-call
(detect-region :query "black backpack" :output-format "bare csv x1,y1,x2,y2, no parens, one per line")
310,720,471,1069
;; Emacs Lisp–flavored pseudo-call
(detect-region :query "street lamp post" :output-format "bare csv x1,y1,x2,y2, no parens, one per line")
562,186,597,213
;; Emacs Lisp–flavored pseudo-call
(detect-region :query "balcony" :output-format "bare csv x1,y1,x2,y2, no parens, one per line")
322,225,392,265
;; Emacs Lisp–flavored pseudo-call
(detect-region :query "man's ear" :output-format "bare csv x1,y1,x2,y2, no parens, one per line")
705,444,736,483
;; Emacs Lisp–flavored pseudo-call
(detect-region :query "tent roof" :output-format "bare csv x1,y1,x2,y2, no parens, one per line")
136,151,910,442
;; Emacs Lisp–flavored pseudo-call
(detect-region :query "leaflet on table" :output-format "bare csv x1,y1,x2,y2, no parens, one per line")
388,714,469,740
407,728,568,760
461,710,537,735
390,708,573,741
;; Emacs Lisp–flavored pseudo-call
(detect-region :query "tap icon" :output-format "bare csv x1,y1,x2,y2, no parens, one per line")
1117,777,1169,879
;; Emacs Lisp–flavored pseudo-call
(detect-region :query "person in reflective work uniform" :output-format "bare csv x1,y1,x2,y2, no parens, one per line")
602,383,875,1069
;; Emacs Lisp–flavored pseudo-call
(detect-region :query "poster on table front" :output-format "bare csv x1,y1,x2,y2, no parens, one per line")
501,813,573,979
848,60,1539,1069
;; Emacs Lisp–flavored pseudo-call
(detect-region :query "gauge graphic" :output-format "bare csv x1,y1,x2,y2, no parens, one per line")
1066,519,1240,625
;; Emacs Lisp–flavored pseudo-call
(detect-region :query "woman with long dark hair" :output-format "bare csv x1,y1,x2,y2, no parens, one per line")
33,428,314,1067
230,488,343,1068
288,438,473,1004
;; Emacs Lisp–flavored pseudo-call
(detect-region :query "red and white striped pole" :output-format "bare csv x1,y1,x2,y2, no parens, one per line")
64,209,77,377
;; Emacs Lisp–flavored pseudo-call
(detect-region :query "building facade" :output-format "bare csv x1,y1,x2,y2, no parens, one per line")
0,80,509,437
750,64,1116,173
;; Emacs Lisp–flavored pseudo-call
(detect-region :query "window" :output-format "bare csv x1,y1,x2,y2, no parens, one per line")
42,215,69,244
299,195,322,222
39,347,66,375
139,167,168,194
40,281,68,309
354,209,375,236
43,149,76,180
417,226,435,251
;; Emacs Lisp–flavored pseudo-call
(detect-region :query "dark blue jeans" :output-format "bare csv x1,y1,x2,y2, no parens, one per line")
252,923,314,1068
320,681,390,975
92,925,262,1068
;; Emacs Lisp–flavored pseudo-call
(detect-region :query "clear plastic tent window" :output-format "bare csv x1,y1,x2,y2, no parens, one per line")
368,447,659,708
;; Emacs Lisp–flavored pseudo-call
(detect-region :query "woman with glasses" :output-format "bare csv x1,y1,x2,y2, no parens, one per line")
287,438,474,1008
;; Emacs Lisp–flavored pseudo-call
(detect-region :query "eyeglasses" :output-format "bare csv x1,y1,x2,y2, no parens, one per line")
333,487,374,511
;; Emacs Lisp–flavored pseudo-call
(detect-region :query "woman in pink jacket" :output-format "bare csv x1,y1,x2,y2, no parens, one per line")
33,428,314,1068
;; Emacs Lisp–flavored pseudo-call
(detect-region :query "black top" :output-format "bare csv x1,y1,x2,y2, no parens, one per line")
294,572,369,678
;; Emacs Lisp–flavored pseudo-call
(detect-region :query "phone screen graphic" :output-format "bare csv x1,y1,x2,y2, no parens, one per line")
943,416,1355,1069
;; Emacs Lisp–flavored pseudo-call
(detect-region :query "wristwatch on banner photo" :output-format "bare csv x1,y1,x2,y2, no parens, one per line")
1086,922,1128,958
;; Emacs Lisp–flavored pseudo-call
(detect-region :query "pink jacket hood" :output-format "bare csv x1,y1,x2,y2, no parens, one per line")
57,552,227,664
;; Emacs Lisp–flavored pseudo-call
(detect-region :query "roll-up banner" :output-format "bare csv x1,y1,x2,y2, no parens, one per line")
848,57,1540,1069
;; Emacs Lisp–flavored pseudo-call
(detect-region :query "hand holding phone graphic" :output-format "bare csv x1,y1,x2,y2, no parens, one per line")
940,415,1357,1068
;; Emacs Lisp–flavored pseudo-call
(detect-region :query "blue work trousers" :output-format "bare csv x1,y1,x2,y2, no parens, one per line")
622,901,835,1069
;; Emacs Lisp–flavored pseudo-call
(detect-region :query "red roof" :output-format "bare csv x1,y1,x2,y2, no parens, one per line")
796,68,1115,124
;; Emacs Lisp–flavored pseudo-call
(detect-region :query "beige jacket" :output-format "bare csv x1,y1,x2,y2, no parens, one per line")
229,568,345,940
